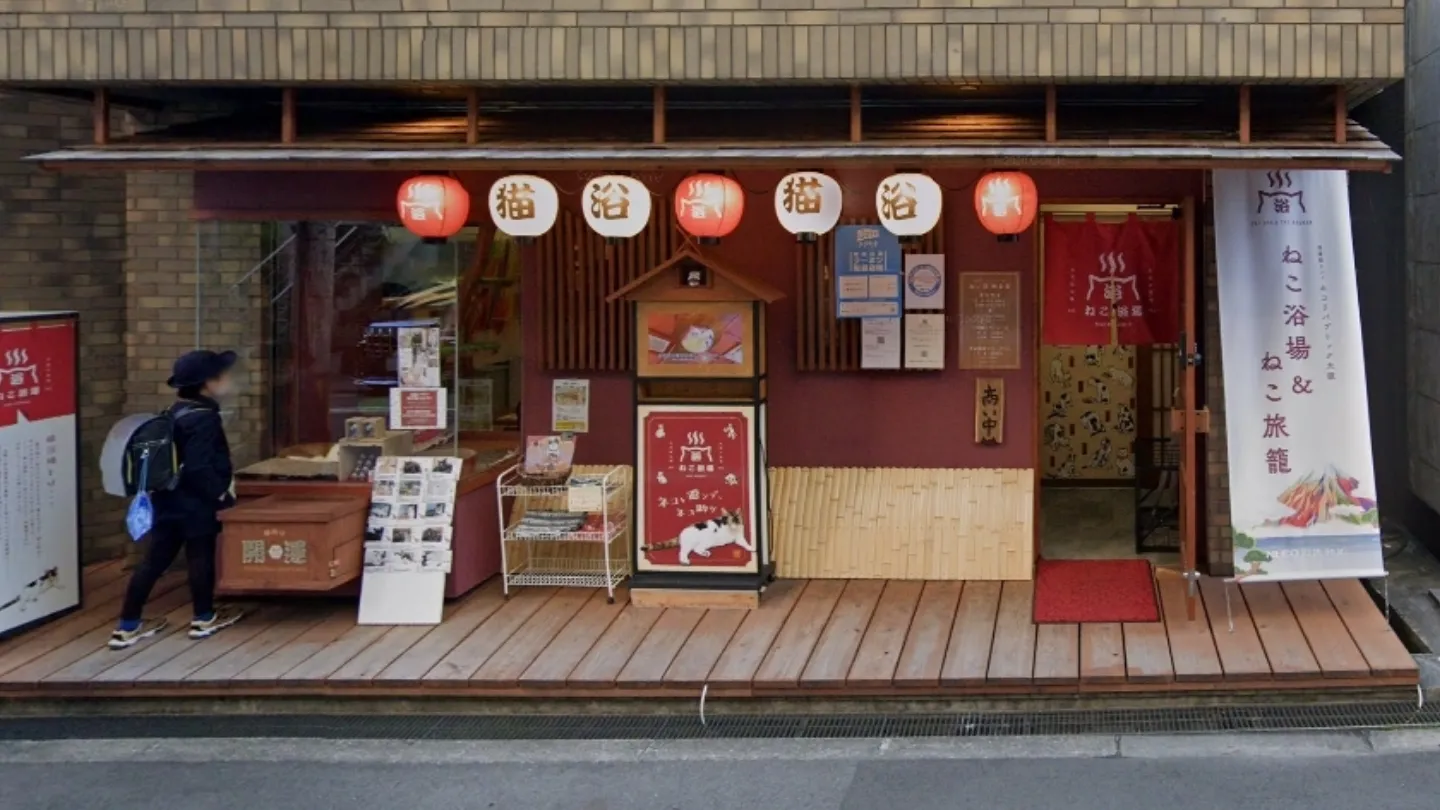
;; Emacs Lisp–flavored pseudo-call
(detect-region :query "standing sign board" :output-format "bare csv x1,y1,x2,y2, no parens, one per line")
0,312,80,638
1213,170,1384,582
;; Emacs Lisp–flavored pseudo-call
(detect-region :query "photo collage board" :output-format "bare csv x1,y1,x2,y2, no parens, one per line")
363,456,461,575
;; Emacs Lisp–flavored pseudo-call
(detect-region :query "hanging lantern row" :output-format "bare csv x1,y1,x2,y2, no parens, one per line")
401,171,1038,243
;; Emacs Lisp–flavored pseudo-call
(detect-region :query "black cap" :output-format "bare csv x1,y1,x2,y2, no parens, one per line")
167,350,237,389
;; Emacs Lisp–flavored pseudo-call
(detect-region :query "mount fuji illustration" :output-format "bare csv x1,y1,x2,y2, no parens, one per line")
1265,465,1378,529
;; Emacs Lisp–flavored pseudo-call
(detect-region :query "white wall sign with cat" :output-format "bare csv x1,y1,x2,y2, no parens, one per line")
0,312,81,639
635,404,760,574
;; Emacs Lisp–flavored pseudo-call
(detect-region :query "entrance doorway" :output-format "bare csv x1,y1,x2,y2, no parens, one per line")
1034,203,1195,571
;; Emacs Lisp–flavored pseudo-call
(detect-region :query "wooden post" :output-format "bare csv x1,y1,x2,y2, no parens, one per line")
1334,86,1347,144
652,85,666,145
849,84,862,143
281,88,297,145
1044,85,1057,143
466,88,479,145
92,88,110,146
1180,196,1198,621
1238,85,1251,145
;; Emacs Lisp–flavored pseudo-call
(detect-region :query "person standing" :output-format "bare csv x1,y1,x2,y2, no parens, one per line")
109,350,245,649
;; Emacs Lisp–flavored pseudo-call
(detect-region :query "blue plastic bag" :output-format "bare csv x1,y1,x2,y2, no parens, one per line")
126,492,154,541
125,451,154,542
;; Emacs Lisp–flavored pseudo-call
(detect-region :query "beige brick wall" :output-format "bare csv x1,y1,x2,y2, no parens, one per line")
1202,207,1233,577
0,91,129,562
0,1,1405,82
124,170,268,470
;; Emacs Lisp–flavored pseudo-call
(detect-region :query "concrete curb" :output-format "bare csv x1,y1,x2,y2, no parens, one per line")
1,730,1435,765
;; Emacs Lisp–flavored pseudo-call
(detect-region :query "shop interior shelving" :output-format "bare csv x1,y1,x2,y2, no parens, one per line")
496,465,631,602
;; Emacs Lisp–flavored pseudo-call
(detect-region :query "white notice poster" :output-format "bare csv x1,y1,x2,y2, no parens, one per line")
904,254,945,310
904,314,946,370
396,326,441,388
861,318,902,369
551,379,590,433
1212,170,1383,582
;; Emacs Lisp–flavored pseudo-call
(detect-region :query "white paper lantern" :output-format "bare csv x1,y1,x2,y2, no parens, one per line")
774,172,843,239
875,172,943,238
582,174,652,239
487,174,559,239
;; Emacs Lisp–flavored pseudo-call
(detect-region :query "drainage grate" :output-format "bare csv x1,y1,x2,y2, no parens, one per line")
2,702,1440,742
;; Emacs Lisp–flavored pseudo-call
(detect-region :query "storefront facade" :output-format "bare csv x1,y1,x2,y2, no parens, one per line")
0,4,1420,698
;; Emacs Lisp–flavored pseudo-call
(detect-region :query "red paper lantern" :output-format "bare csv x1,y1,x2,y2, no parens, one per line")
396,175,471,240
974,171,1038,239
674,174,745,243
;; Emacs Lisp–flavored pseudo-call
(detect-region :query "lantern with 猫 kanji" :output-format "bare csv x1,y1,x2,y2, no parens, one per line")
396,175,471,242
974,171,1038,241
674,174,745,244
487,174,558,242
774,171,842,242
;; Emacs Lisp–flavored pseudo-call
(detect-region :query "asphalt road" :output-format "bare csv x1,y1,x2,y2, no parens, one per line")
3,733,1440,810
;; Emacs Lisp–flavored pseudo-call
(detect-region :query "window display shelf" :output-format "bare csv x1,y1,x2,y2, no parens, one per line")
496,464,631,602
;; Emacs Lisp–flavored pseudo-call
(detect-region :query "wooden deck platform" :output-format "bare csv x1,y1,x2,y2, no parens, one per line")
0,562,1418,700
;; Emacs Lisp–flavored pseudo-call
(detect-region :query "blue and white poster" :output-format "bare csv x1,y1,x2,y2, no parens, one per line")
1213,170,1384,582
835,225,902,318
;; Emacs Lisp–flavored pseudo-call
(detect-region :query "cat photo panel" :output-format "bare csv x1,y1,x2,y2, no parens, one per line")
635,404,759,574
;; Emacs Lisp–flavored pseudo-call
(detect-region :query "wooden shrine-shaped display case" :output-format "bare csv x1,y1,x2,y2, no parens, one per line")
607,247,784,608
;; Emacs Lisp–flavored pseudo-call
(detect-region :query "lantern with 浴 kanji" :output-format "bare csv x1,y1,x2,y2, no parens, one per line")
674,174,745,244
396,175,471,241
974,171,1038,240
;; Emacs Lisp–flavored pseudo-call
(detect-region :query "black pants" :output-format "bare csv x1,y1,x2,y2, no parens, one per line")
121,523,217,622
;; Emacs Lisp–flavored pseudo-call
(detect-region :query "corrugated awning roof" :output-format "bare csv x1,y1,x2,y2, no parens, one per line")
26,139,1398,172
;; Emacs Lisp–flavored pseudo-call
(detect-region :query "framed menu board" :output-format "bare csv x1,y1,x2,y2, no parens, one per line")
958,272,1022,369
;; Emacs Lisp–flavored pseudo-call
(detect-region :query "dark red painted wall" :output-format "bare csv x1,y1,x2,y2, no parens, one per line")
195,167,1202,470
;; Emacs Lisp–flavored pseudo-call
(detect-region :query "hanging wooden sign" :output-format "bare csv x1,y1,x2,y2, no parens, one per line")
975,378,1005,446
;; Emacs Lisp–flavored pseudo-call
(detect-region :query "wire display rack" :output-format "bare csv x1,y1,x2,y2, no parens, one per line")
496,465,631,602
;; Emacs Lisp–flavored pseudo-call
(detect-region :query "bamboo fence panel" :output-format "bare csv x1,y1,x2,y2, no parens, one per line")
767,467,1035,581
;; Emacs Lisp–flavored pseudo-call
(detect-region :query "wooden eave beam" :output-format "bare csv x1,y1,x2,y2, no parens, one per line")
466,89,480,146
1334,86,1347,144
281,88,297,145
1238,85,1251,145
92,88,109,146
653,86,666,145
849,85,862,143
1045,85,1057,143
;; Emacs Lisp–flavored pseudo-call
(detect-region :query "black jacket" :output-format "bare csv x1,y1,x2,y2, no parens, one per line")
150,396,235,536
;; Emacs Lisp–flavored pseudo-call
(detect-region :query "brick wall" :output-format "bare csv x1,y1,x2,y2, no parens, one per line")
1408,0,1440,515
0,91,128,562
1202,209,1233,577
124,171,268,470
0,0,1405,83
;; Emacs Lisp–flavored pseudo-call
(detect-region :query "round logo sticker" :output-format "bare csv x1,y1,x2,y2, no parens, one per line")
906,263,942,301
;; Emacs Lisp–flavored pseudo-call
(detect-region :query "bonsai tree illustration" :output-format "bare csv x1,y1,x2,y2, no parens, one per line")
1233,532,1272,577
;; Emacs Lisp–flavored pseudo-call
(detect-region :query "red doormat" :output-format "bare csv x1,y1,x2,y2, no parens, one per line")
1033,559,1160,623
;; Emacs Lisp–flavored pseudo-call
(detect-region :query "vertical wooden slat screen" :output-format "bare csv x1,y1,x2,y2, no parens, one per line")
539,203,683,371
795,218,945,371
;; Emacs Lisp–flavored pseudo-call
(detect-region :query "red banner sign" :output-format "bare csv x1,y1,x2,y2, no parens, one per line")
1043,215,1180,345
0,317,75,428
638,406,756,573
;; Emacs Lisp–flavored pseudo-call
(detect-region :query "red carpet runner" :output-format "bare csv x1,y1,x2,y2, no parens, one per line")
1033,558,1160,623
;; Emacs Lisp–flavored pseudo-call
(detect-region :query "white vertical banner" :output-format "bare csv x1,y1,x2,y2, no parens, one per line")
1213,170,1383,582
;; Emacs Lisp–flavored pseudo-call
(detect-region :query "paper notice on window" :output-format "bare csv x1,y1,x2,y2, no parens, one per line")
904,313,946,370
389,387,447,431
551,379,590,433
861,317,902,369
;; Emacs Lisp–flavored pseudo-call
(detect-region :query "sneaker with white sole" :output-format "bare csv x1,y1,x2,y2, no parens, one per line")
188,606,244,639
107,618,168,650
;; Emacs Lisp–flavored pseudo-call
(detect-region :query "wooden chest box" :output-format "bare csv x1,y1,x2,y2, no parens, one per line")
218,494,369,592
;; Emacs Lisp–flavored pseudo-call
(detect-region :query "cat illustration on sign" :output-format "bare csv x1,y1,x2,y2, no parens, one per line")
643,510,751,565
0,567,59,614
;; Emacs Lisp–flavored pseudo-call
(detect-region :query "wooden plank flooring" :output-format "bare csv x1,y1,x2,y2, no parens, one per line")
0,565,1417,699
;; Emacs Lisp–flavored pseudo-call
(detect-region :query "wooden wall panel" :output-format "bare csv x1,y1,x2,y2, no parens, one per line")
794,221,945,372
768,467,1035,581
538,204,683,372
